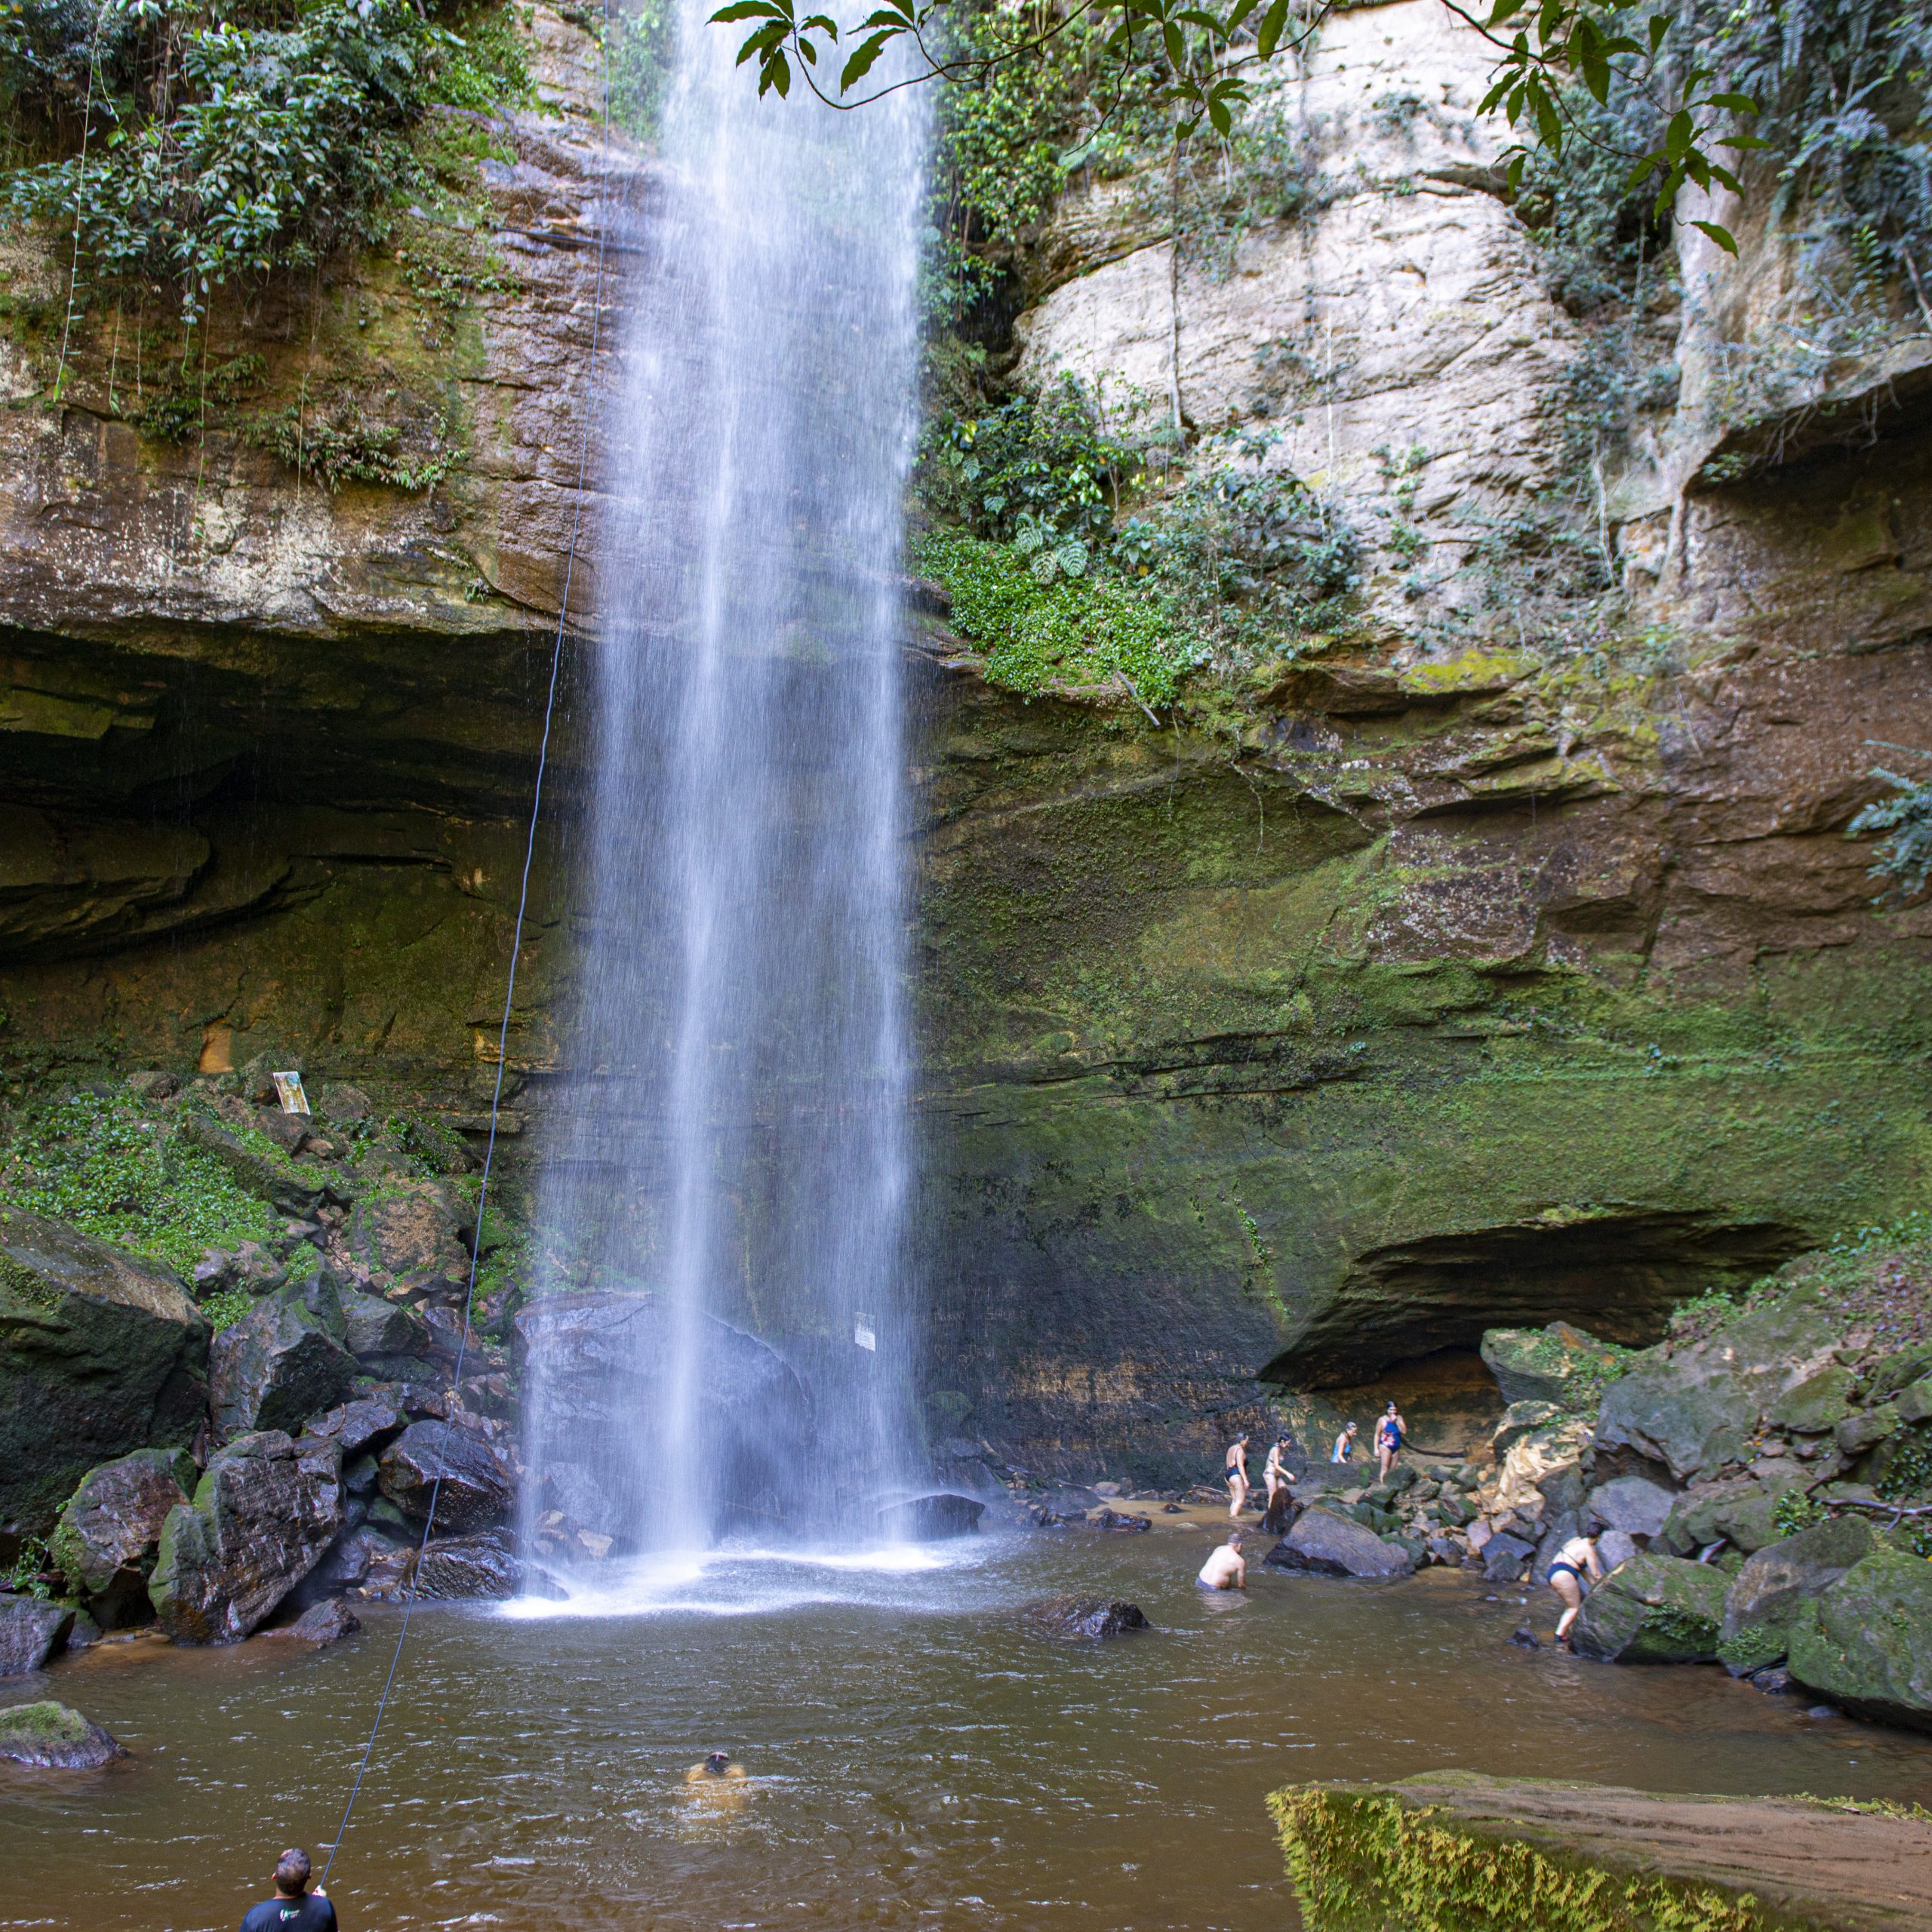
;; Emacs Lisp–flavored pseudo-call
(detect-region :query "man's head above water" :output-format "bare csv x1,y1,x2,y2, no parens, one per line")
703,1752,732,1777
274,1850,312,1898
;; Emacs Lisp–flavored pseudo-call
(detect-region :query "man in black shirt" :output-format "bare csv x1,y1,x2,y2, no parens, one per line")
239,1849,337,1932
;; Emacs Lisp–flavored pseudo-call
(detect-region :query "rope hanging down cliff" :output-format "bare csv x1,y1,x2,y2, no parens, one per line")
318,17,614,1888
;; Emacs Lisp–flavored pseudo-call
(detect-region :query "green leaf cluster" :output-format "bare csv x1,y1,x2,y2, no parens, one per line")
1848,763,1932,902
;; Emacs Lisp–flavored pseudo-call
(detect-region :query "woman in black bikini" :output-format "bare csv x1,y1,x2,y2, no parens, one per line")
1547,1533,1606,1646
1224,1433,1252,1518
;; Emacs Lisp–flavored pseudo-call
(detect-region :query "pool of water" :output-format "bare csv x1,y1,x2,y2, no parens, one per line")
6,1530,1930,1932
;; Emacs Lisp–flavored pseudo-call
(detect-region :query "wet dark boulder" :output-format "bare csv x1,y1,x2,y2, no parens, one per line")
50,1447,195,1626
208,1276,356,1440
149,1430,343,1643
378,1420,513,1532
413,1533,522,1599
1263,1507,1417,1579
306,1393,407,1461
515,1291,808,1542
0,1700,123,1768
877,1492,984,1541
338,1291,435,1363
1571,1552,1727,1663
0,1207,210,1531
1788,1546,1932,1731
0,1598,74,1676
1025,1595,1149,1639
1482,1532,1536,1583
268,1598,359,1645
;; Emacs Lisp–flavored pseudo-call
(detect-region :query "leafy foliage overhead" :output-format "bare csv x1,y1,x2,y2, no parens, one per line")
709,0,1764,250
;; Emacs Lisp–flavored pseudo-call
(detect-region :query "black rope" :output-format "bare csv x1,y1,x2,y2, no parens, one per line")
318,9,613,1886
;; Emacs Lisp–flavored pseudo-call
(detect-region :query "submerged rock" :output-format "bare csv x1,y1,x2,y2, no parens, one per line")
378,1421,513,1532
269,1598,360,1645
1571,1552,1727,1664
877,1491,985,1541
0,1700,123,1768
1263,1507,1416,1579
1025,1595,1149,1640
149,1430,343,1643
50,1447,194,1627
0,1207,211,1529
208,1277,355,1439
0,1598,74,1676
1788,1545,1932,1732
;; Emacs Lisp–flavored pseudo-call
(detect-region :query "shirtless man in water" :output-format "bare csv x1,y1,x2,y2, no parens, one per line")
1197,1528,1247,1591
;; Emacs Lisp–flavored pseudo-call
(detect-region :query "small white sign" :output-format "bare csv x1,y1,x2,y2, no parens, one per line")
854,1315,876,1352
272,1071,312,1116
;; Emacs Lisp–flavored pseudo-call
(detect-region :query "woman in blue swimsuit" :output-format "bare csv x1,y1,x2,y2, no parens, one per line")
1374,1403,1406,1482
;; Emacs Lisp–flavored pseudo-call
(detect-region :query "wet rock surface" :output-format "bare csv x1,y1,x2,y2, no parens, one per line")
1024,1595,1149,1640
208,1277,357,1439
50,1447,194,1625
269,1598,361,1645
378,1420,514,1532
1788,1545,1932,1732
1263,1508,1417,1580
411,1534,522,1600
1571,1554,1727,1665
149,1430,343,1642
0,1599,74,1676
0,1700,124,1769
0,1207,210,1530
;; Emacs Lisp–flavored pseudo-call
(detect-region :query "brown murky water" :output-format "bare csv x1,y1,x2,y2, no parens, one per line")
5,1531,1930,1932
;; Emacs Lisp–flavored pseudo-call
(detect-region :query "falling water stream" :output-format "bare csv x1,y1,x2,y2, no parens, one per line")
519,1,928,1574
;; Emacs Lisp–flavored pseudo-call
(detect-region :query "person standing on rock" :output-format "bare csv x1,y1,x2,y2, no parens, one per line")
1547,1533,1605,1647
1374,1403,1406,1482
239,1849,335,1932
1224,1432,1252,1518
1330,1421,1357,1464
1261,1434,1297,1531
1198,1527,1247,1590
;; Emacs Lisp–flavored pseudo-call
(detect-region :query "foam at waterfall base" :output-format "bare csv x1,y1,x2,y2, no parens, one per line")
497,1537,998,1622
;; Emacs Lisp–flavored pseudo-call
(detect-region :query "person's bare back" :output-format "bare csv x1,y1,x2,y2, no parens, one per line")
1197,1531,1247,1590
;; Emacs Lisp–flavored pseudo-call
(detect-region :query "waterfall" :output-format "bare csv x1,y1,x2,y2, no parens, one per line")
518,3,927,1574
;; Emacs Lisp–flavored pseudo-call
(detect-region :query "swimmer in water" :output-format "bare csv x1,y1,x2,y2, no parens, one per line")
1225,1432,1252,1518
1197,1528,1247,1591
1546,1534,1606,1647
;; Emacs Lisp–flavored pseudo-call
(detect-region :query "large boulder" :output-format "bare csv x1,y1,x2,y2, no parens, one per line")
1571,1553,1728,1663
1263,1506,1417,1579
1595,1286,1840,1482
1587,1475,1675,1539
1718,1516,1878,1675
515,1291,810,1545
1655,1472,1805,1558
306,1392,407,1460
1480,1322,1621,1408
1788,1546,1932,1731
208,1276,356,1439
1492,1416,1591,1516
377,1420,513,1532
149,1431,343,1642
412,1534,522,1600
343,1182,474,1291
0,1208,210,1532
339,1291,434,1363
50,1447,195,1626
0,1700,123,1768
0,1598,74,1676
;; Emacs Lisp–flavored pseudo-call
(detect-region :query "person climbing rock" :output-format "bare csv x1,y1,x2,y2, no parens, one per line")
238,1850,335,1932
1547,1533,1605,1647
1374,1403,1406,1482
1224,1432,1252,1518
1197,1528,1247,1591
1330,1421,1357,1464
1260,1434,1297,1532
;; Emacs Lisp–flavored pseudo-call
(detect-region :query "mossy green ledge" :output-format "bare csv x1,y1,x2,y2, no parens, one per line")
1269,1772,1932,1932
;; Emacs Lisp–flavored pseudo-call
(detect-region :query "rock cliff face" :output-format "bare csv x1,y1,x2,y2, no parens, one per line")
1,1,1927,1483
